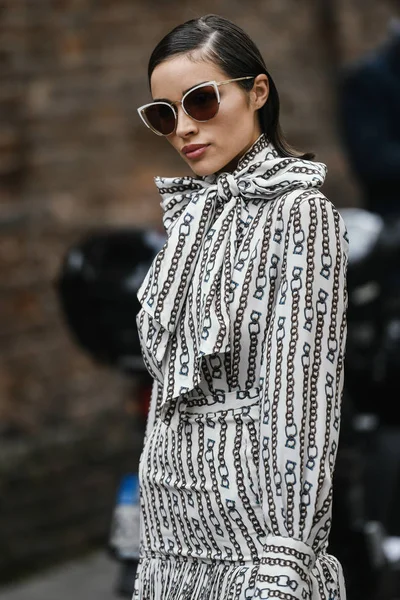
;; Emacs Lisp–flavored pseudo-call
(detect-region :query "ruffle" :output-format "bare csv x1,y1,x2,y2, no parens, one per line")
132,550,346,600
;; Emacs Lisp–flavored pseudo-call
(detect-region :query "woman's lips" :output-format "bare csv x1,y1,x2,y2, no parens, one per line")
183,144,210,159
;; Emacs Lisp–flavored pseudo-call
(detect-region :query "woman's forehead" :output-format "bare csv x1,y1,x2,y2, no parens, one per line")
150,55,227,100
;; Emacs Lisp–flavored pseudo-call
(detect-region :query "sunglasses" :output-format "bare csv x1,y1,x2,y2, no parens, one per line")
137,76,255,136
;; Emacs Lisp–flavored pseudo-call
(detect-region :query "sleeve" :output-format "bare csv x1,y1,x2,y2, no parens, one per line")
255,195,349,600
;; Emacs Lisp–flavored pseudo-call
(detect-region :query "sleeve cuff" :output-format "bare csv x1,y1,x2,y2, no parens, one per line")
254,535,316,599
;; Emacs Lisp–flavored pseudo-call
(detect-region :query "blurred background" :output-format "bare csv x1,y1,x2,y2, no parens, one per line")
1,0,400,598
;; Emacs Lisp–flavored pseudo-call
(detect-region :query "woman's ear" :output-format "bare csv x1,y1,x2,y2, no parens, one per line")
251,74,269,110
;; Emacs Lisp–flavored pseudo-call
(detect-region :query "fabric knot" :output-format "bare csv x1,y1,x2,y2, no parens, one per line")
217,173,240,203
262,535,317,572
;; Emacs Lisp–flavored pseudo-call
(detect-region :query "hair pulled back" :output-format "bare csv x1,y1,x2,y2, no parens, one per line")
148,14,314,160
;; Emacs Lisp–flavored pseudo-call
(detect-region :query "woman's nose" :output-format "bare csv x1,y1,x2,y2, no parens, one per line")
175,104,198,137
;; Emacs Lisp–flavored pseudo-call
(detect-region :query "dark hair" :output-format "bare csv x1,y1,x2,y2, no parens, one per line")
148,14,314,160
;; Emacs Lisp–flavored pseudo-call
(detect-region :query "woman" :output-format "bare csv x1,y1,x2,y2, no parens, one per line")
134,14,348,600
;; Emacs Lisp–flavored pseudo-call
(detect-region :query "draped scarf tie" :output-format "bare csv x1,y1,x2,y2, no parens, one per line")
136,134,327,407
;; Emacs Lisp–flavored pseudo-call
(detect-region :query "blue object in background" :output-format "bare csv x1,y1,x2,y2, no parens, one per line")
116,474,140,506
109,473,141,561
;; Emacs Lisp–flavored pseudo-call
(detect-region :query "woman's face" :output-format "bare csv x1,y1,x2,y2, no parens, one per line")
150,54,268,176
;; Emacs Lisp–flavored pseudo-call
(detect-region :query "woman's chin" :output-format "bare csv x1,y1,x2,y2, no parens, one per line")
188,155,241,177
189,159,226,178
191,167,213,177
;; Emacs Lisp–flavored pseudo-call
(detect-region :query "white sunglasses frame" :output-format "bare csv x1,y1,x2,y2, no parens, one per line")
137,76,255,136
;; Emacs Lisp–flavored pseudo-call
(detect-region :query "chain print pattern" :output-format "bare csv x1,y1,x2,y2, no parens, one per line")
231,200,268,387
298,203,316,541
232,411,267,556
170,418,197,555
144,422,168,552
204,429,246,561
284,203,303,538
259,197,298,538
133,135,348,600
246,414,262,506
194,416,225,557
313,201,337,526
190,423,226,553
231,245,259,388
182,419,216,552
157,205,209,330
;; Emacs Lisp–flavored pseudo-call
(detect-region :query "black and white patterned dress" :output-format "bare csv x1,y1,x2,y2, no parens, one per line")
133,135,348,600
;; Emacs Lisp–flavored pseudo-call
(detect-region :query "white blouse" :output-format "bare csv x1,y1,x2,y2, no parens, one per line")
133,135,349,600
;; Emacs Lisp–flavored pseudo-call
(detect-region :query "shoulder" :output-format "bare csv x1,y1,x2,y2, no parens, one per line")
261,191,348,255
267,189,338,223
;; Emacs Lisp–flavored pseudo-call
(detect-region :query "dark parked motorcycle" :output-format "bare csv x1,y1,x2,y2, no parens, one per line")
57,226,165,596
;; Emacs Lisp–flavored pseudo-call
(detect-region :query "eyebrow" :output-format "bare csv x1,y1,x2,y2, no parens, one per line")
152,80,210,102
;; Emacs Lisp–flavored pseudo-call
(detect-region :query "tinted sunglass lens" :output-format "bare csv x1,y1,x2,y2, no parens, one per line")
144,104,176,135
184,86,219,121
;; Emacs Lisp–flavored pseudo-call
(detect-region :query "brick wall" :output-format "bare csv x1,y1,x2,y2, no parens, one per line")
0,412,145,583
0,0,394,581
